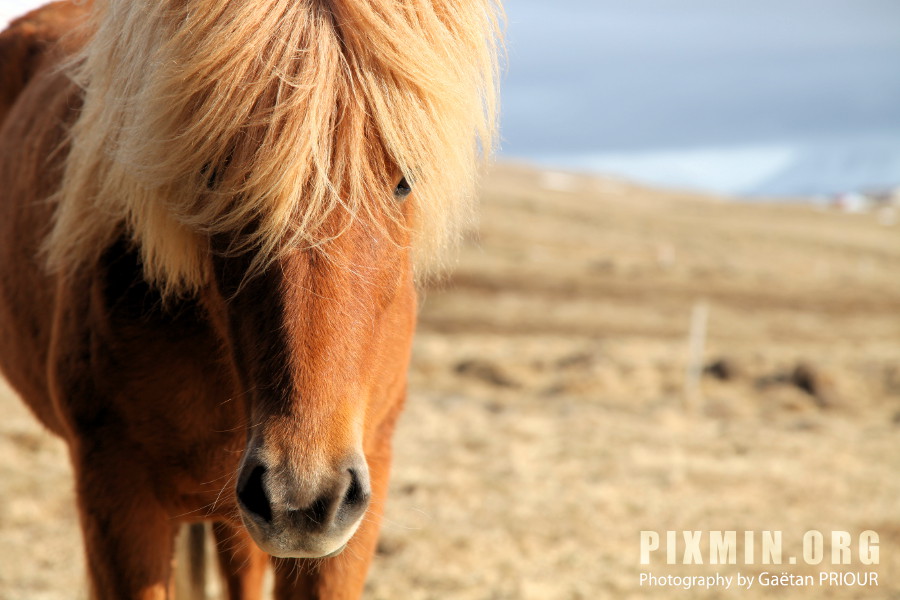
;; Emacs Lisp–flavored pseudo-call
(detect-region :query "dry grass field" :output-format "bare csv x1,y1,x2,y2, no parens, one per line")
1,163,899,598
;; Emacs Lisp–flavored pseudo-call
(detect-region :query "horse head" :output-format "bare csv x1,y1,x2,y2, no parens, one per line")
201,183,417,558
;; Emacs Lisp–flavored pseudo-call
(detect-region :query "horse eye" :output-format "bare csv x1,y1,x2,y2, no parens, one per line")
201,153,231,190
394,177,412,199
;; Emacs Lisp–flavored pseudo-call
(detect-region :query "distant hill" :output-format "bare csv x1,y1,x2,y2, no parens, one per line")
532,137,900,199
749,139,900,198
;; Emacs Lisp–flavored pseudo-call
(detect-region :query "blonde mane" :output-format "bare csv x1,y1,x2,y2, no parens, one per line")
45,0,502,296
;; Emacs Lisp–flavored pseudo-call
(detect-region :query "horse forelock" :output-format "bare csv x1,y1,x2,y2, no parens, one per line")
44,0,503,296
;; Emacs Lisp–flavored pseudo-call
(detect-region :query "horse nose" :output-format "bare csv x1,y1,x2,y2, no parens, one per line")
236,454,371,557
287,465,370,533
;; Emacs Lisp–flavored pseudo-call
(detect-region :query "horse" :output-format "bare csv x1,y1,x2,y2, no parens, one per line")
0,0,500,598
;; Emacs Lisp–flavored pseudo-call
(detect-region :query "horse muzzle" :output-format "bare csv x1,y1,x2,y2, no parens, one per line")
235,451,371,558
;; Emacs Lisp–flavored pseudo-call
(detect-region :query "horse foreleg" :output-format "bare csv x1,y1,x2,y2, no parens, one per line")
212,520,269,600
72,450,176,600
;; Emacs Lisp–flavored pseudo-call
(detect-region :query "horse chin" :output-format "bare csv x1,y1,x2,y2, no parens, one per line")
322,543,349,558
239,512,360,559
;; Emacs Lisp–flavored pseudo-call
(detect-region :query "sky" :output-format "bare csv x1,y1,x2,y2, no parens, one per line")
501,0,900,153
500,0,900,195
3,0,899,195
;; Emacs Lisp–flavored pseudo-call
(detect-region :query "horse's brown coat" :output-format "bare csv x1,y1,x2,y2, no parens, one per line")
0,1,499,598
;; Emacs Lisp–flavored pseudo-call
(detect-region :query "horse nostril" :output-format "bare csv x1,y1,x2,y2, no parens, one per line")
343,468,368,508
237,464,272,523
287,466,371,533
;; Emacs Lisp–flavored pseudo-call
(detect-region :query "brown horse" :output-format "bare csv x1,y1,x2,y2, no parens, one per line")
0,0,500,598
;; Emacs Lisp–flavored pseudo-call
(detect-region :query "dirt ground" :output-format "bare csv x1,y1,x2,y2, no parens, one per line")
1,163,899,599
